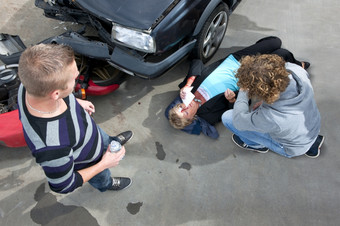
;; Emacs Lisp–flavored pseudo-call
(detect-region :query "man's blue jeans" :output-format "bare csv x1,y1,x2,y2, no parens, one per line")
222,110,294,158
88,127,115,192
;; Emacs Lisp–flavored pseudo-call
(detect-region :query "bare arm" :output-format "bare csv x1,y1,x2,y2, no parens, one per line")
78,146,126,183
180,76,196,99
76,98,95,115
185,76,196,87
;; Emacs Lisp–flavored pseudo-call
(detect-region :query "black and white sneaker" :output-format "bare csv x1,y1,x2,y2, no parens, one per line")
232,134,269,153
305,135,324,158
116,131,133,146
108,177,132,191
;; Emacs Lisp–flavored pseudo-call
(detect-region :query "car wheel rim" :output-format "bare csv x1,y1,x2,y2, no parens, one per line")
202,11,228,59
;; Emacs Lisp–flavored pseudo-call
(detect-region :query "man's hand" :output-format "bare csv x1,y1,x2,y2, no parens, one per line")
77,98,95,115
224,89,236,103
77,146,126,183
100,146,126,169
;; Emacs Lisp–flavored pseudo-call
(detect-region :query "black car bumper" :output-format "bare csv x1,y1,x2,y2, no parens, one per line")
43,32,196,79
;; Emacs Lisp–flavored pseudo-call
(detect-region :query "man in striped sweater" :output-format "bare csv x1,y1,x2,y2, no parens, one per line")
17,43,133,194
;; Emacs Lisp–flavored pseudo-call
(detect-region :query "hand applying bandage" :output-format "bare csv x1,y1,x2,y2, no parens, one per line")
180,76,196,106
224,88,236,103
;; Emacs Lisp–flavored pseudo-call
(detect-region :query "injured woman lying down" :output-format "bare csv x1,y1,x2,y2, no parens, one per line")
165,57,238,139
165,36,307,139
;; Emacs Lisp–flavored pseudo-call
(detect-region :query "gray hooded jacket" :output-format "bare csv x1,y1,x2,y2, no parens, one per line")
233,63,320,156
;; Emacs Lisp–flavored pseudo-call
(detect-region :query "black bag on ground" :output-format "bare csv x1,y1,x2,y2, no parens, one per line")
0,33,26,113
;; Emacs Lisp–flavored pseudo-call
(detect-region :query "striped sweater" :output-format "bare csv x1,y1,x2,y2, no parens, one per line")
18,84,104,193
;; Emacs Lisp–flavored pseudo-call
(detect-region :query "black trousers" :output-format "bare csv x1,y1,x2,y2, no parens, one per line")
188,36,303,77
232,36,303,66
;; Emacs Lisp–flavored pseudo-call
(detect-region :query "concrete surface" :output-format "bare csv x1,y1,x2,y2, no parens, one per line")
1,0,340,226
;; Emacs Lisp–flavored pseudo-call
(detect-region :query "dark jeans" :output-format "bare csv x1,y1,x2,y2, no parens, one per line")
232,36,303,66
88,127,120,192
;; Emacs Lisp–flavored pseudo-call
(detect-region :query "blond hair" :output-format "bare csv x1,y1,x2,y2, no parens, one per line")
168,104,195,129
236,54,290,104
18,43,75,97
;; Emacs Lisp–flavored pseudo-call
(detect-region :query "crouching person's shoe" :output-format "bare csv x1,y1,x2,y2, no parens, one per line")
108,177,132,191
305,135,325,158
116,131,133,146
232,134,269,153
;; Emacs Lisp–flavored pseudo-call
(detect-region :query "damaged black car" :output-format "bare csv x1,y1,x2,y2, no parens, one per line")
35,0,241,79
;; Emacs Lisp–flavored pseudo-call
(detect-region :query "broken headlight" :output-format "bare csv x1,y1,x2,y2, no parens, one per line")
111,23,156,53
44,0,56,6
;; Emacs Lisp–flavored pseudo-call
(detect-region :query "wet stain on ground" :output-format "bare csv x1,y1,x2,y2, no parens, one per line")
127,202,143,215
155,142,166,160
179,162,191,171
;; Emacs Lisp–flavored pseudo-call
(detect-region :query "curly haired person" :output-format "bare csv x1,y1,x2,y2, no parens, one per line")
222,54,324,158
165,36,310,139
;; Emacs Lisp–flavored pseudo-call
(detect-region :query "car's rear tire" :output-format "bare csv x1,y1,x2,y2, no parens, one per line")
192,3,229,63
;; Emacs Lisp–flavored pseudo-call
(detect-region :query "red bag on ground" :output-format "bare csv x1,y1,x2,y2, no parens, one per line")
0,109,26,147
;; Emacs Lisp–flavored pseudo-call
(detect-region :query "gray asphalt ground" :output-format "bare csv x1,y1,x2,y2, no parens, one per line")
1,0,340,226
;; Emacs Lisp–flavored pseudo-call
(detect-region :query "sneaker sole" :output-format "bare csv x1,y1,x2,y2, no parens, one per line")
305,136,324,158
231,135,269,154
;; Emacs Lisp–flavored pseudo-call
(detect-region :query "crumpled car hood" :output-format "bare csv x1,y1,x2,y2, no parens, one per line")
76,0,177,30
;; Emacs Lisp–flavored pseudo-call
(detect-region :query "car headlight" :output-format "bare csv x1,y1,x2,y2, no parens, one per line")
111,23,156,53
46,0,56,6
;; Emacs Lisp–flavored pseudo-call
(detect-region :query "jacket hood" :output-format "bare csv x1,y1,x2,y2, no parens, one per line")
75,0,178,30
269,63,313,114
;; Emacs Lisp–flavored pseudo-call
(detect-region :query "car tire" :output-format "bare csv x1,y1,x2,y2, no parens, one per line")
191,3,229,63
75,54,127,86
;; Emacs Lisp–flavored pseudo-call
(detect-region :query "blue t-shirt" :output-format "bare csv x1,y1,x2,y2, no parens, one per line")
197,54,240,101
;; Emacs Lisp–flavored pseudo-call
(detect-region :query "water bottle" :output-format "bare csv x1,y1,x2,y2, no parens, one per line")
109,140,124,159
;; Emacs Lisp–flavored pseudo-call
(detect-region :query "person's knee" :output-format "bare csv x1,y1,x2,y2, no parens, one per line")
269,36,282,49
257,36,282,47
273,36,282,46
222,110,233,127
